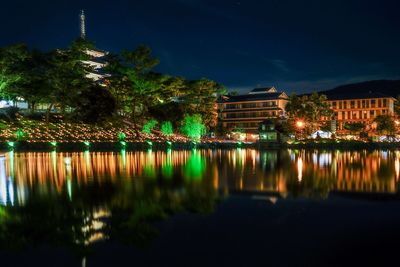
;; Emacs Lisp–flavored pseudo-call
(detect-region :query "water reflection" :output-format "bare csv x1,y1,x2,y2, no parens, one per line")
0,149,399,252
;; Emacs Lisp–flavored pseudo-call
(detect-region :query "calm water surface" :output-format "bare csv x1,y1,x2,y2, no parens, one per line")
1,149,400,266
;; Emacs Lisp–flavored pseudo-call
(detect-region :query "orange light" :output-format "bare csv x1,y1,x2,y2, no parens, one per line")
296,120,305,128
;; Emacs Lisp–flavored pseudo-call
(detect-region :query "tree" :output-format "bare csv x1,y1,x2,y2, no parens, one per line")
142,119,158,134
0,44,30,101
71,84,116,123
106,46,161,132
181,79,225,129
344,122,365,135
44,48,93,123
180,114,206,140
374,115,395,136
395,96,400,117
285,93,333,133
161,121,174,136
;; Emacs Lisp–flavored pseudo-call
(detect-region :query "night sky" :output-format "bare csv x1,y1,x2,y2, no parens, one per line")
1,0,400,93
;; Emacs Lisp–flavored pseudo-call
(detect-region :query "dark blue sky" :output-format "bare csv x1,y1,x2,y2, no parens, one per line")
1,0,400,93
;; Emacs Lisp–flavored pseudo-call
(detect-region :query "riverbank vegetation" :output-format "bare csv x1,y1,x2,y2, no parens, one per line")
0,39,224,141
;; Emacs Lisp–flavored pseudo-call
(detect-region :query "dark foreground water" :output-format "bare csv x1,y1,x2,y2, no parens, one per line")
0,149,400,266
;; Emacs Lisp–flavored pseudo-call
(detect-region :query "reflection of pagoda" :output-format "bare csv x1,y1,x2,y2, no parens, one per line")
78,10,110,83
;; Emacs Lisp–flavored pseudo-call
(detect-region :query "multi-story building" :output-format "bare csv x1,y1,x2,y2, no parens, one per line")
217,87,288,138
323,92,396,132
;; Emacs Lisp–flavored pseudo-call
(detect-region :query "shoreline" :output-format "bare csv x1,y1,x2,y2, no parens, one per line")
0,140,399,152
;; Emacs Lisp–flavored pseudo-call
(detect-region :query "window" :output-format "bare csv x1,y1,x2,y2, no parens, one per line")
332,101,337,108
382,99,387,107
371,99,376,108
350,101,355,108
362,100,366,108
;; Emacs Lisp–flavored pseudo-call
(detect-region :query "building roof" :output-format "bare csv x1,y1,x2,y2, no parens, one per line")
221,107,283,113
325,91,395,101
218,92,288,103
249,87,277,94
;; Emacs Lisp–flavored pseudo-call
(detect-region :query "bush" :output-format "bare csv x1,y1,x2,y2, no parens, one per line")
161,121,173,136
142,119,158,134
180,114,205,140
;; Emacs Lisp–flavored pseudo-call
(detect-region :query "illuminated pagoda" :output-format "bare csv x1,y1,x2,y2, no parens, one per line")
78,10,110,83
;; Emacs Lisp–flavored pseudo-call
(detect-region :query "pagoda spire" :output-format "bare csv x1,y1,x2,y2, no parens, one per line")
80,10,86,39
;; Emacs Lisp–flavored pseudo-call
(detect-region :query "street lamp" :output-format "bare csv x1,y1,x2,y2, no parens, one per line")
296,120,305,129
296,120,305,140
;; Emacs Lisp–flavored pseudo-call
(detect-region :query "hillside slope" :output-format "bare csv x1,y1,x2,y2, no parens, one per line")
320,80,400,98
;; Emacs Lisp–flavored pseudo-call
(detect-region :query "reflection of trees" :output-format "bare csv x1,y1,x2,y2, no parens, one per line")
0,173,219,254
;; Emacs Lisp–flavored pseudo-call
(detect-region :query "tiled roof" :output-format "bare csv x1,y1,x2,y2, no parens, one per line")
218,92,287,103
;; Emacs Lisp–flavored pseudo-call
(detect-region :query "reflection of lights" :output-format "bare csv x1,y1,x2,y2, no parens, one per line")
297,158,303,182
67,179,72,200
395,158,400,179
64,157,72,165
0,158,7,205
8,177,14,206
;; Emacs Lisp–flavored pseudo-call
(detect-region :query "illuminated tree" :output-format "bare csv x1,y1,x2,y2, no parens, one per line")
161,121,173,136
374,115,396,136
344,122,365,135
180,114,206,140
106,46,161,131
395,96,400,117
285,92,333,133
181,79,225,128
142,119,158,134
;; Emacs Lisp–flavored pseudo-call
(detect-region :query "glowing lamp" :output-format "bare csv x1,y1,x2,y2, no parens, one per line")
146,141,153,146
83,141,90,147
50,141,57,147
120,141,126,147
296,120,305,128
7,141,14,148
166,141,172,146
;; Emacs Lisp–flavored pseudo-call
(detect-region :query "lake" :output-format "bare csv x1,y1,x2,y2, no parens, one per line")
1,149,400,266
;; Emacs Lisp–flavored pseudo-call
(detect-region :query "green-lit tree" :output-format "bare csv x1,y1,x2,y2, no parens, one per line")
142,119,158,134
161,121,174,136
44,47,93,122
181,79,225,129
106,45,162,132
180,114,206,140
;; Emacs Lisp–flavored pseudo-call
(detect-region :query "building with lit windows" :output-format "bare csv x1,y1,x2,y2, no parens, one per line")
217,87,289,138
323,92,396,132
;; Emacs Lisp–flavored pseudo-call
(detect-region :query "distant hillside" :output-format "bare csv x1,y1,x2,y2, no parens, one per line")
319,80,400,98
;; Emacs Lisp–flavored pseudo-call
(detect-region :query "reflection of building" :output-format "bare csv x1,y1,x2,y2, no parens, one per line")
322,92,396,132
217,87,289,137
